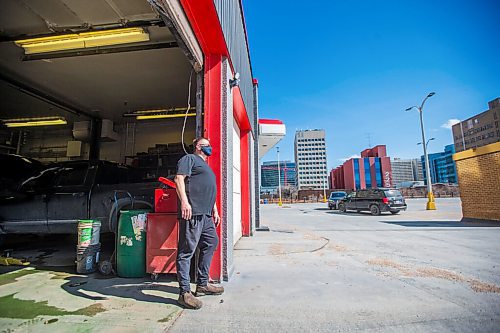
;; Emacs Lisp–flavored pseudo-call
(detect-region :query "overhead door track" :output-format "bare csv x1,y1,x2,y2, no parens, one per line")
0,73,95,119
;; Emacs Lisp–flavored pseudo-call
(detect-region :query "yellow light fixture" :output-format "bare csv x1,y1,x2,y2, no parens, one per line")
2,117,67,127
125,107,197,120
134,108,171,115
136,113,196,120
15,28,150,55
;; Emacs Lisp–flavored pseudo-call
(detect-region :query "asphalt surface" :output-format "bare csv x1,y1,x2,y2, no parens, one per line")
169,198,500,333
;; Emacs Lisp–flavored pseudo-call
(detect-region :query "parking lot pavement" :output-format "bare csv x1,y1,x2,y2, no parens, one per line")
170,198,500,333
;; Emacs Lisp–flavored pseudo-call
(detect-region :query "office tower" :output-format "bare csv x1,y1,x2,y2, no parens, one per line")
294,129,328,190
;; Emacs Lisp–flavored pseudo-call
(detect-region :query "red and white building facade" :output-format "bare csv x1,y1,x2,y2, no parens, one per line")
162,0,285,281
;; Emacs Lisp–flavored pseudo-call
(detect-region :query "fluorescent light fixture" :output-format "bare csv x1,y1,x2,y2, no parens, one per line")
136,113,196,120
15,28,150,55
122,107,197,120
2,117,67,127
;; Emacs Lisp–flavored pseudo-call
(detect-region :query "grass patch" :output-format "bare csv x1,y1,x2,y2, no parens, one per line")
0,268,40,287
0,294,106,319
158,311,176,323
73,303,106,316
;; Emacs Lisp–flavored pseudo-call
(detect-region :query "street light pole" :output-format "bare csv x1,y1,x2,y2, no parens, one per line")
322,174,327,203
277,147,283,207
417,137,435,149
406,92,436,210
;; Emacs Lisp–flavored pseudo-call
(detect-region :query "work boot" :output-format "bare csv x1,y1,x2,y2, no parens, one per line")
178,292,203,309
195,283,225,296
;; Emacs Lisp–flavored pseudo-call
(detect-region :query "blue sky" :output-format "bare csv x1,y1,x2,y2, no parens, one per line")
244,0,500,168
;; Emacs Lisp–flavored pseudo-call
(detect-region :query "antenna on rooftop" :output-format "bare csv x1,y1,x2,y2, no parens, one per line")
365,132,372,147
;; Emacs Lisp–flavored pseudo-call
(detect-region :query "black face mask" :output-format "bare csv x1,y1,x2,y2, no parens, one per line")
201,145,213,156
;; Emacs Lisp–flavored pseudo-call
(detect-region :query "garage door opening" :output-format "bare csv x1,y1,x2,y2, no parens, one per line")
0,1,201,172
0,1,203,234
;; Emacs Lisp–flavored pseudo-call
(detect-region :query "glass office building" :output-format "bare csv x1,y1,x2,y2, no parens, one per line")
261,160,296,193
421,144,457,184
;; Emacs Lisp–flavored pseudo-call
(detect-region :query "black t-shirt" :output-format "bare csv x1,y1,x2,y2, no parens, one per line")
176,154,217,217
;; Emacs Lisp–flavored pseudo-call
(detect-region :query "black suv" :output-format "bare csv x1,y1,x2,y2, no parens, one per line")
338,188,407,215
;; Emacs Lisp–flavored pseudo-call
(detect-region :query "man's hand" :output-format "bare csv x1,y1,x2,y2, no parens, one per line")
213,211,221,227
181,200,192,220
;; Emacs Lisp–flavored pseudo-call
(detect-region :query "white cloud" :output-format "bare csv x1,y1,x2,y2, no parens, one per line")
441,118,460,129
338,154,361,162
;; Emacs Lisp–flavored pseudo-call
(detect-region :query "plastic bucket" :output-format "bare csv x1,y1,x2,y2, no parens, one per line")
90,221,101,245
76,243,101,274
77,220,94,247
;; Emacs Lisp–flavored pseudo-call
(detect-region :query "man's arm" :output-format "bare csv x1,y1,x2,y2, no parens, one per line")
175,174,192,220
213,202,220,227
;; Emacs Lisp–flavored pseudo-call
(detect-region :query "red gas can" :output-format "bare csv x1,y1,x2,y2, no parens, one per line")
146,213,178,275
155,177,177,213
154,188,177,213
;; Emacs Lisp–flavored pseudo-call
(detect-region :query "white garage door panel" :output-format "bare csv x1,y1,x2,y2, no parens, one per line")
232,120,242,245
233,168,241,194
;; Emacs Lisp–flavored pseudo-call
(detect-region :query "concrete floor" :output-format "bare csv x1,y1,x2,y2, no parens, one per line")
0,234,183,332
1,198,499,332
170,198,500,332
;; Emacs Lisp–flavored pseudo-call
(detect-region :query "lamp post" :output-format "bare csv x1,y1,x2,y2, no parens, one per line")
322,173,327,203
417,137,435,149
406,92,437,210
277,147,283,206
323,170,328,203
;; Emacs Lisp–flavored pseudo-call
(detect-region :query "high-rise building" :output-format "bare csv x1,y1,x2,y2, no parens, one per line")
294,129,328,190
391,158,424,187
260,160,296,193
452,98,500,152
391,159,414,187
330,145,392,190
421,144,457,184
413,158,424,181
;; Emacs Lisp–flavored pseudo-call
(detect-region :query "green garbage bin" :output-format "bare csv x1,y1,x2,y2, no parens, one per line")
116,210,150,278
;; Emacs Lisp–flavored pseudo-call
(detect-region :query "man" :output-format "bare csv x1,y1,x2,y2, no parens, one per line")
174,137,224,309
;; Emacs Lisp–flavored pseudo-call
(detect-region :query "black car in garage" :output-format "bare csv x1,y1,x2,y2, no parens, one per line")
0,160,155,235
338,188,407,215
0,153,43,200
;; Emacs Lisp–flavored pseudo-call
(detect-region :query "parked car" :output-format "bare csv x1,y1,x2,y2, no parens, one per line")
328,191,347,210
338,188,407,215
0,160,156,235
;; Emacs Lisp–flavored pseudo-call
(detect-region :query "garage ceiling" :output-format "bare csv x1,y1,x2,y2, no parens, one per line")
0,0,196,124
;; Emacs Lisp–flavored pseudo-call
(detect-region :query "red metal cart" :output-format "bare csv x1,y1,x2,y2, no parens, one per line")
146,177,179,279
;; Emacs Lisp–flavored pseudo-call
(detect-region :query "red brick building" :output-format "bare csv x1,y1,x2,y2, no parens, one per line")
330,145,393,190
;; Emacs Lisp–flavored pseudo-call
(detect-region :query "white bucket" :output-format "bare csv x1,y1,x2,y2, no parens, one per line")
91,221,101,245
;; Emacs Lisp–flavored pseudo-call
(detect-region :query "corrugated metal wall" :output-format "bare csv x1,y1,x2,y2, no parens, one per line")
213,0,254,131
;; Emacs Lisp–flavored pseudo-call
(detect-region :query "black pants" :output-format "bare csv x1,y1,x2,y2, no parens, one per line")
176,215,218,294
